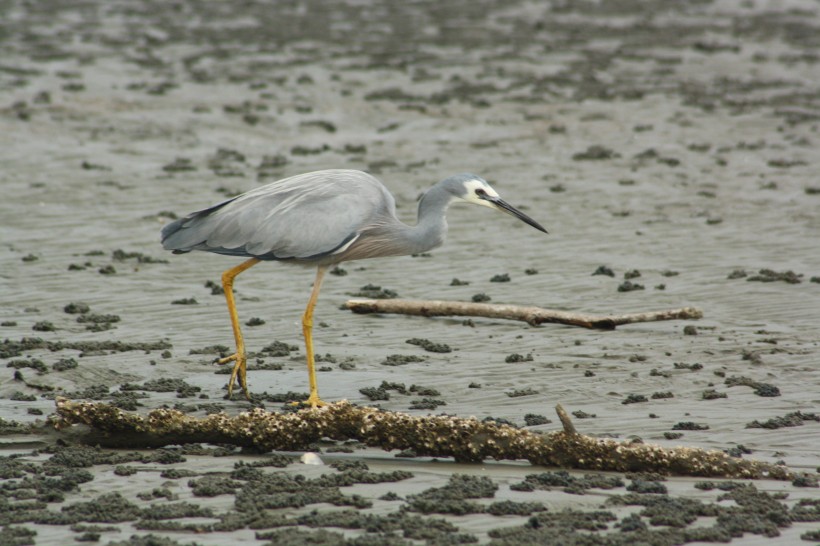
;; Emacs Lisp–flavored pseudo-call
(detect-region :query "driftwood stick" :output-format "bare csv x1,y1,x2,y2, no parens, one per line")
345,299,703,329
555,404,577,436
52,398,790,480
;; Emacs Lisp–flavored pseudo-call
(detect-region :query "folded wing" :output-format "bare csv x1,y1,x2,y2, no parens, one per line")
161,170,394,261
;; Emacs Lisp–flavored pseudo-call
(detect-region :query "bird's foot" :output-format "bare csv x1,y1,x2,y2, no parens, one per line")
216,353,251,401
290,393,328,409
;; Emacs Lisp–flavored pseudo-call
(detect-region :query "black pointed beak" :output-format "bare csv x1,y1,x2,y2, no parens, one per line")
486,196,548,233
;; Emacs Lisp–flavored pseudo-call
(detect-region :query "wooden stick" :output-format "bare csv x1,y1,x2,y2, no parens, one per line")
555,403,578,435
344,299,703,329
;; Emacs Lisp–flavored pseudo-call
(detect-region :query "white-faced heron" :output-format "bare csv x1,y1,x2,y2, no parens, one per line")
161,169,546,406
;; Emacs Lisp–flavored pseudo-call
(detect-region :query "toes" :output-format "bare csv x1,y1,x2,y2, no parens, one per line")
220,353,249,399
305,396,327,408
216,353,238,365
287,396,327,408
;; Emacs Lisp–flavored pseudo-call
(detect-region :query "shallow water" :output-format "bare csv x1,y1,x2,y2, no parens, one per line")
1,0,819,544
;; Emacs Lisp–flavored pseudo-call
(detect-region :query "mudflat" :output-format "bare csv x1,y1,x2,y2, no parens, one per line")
1,1,819,544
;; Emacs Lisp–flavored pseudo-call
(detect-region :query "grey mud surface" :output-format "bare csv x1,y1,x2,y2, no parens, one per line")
1,0,819,544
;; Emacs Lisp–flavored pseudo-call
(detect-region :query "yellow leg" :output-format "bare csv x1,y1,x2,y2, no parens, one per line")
217,257,260,399
301,265,328,408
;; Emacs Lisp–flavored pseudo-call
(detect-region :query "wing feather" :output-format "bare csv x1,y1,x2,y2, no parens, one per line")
161,170,395,260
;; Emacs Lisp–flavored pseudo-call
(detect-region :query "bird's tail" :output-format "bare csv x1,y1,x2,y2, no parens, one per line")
160,217,193,253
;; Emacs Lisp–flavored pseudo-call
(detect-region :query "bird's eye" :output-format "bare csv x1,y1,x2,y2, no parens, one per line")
475,188,487,196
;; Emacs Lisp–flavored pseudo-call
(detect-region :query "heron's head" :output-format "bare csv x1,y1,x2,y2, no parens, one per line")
444,173,548,233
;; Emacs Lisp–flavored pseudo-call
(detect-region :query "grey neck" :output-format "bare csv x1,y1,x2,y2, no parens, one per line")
395,183,454,255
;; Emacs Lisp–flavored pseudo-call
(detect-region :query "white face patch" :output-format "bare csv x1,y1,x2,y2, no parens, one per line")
460,178,500,208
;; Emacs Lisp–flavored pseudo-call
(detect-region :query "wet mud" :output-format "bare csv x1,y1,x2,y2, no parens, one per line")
1,0,820,544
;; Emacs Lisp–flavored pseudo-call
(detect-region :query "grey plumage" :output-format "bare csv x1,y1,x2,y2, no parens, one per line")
162,170,388,261
161,169,545,264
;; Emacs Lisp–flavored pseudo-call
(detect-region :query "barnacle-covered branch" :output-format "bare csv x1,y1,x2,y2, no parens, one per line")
52,398,790,480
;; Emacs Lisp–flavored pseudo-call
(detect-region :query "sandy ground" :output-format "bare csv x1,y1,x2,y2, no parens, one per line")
1,0,819,544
